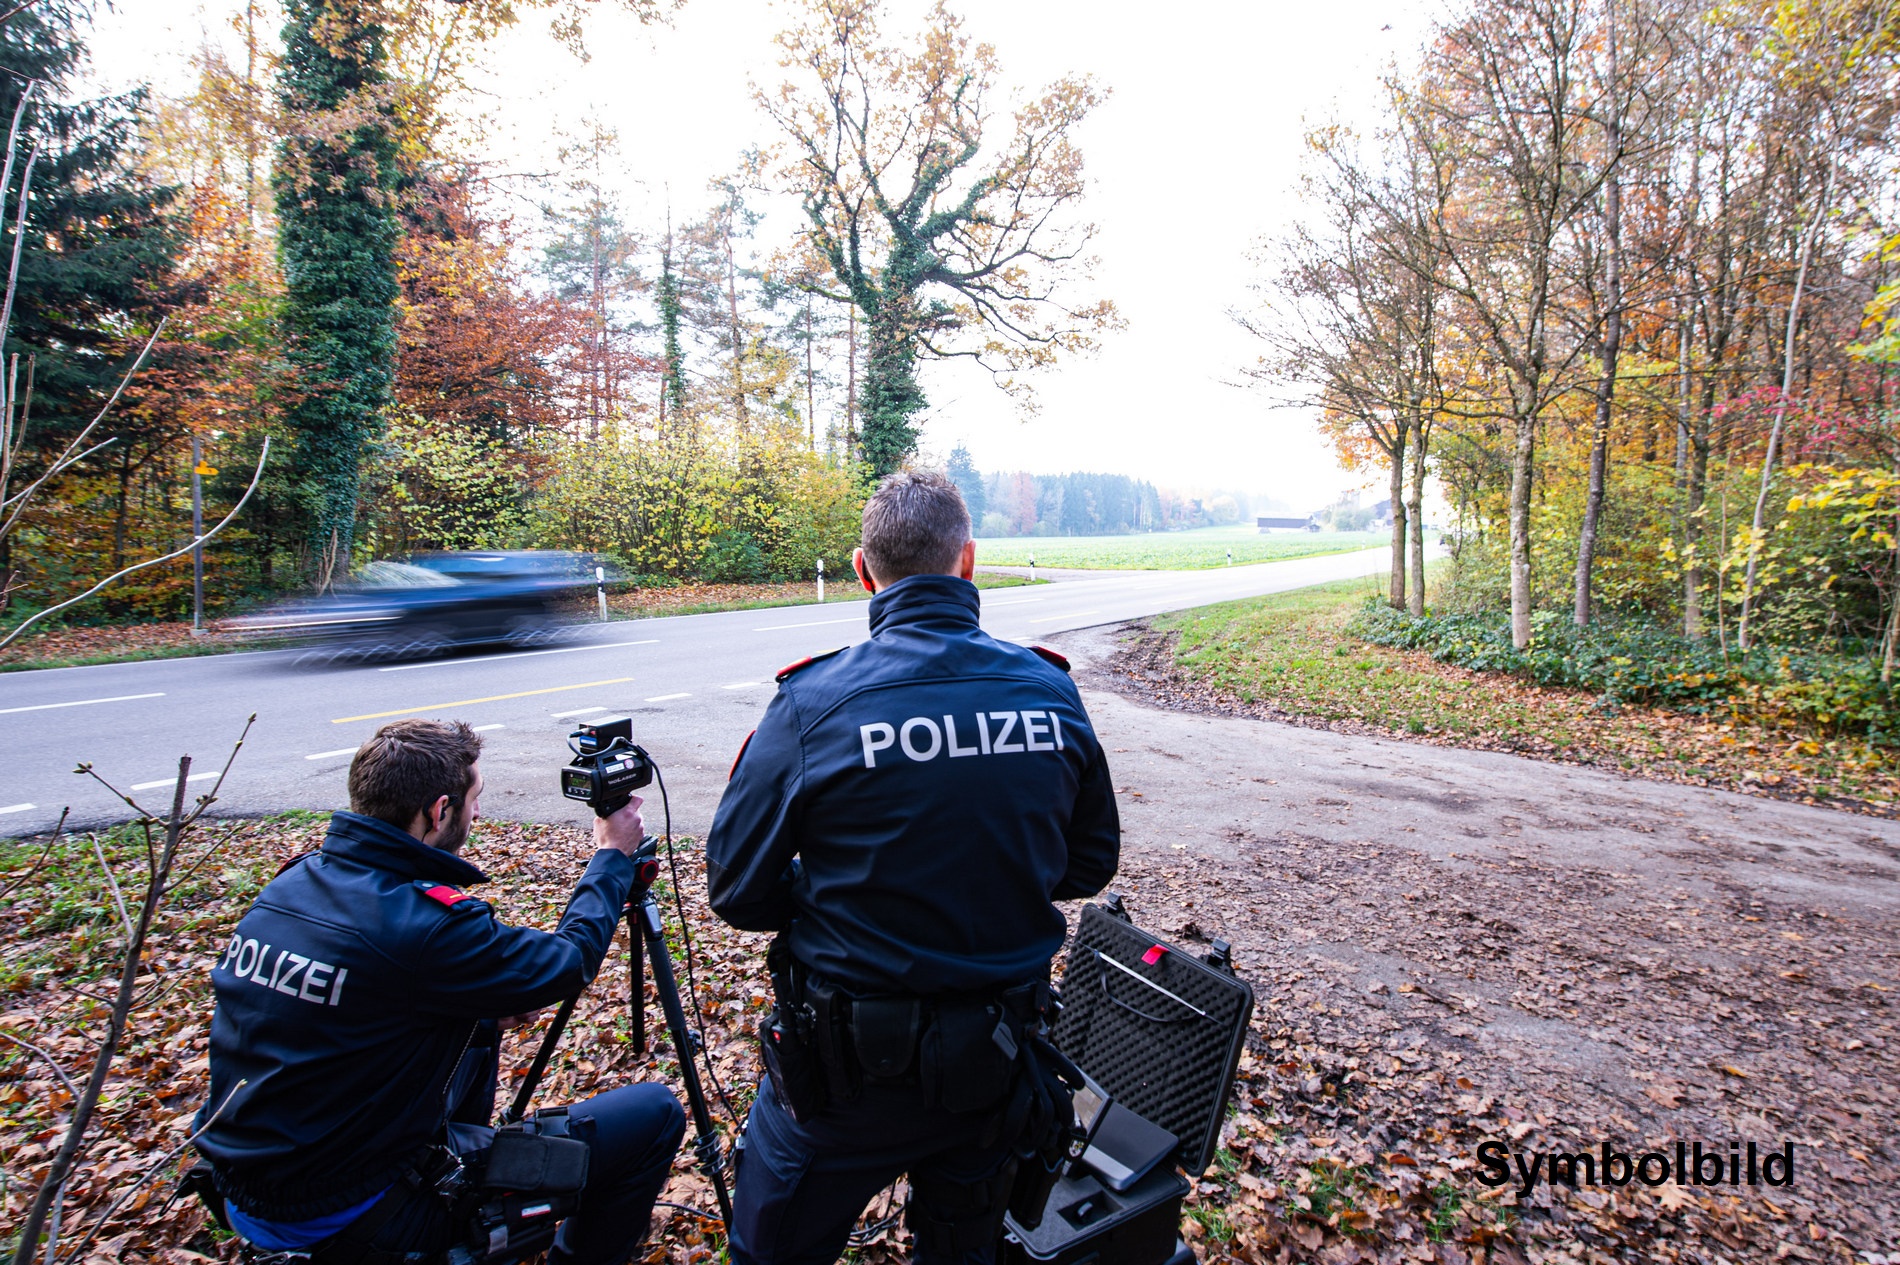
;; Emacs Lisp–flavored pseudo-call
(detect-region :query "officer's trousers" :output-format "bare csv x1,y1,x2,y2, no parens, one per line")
358,1083,685,1265
729,1075,1016,1265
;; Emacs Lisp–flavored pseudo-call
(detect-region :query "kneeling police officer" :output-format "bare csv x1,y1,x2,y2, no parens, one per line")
708,471,1122,1265
194,719,685,1264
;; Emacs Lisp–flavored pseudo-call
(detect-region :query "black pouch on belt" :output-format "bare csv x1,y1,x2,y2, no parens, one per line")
850,997,922,1080
921,1001,1018,1113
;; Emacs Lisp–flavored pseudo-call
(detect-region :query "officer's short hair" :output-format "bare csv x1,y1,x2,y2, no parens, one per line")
349,719,483,830
860,469,972,582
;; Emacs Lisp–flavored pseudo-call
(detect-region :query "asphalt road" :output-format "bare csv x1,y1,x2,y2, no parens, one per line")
0,547,1399,838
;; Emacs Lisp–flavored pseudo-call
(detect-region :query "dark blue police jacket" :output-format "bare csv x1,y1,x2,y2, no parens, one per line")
707,573,1120,997
194,810,635,1221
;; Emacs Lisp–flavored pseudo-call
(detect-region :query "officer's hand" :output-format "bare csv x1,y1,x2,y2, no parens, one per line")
594,795,646,857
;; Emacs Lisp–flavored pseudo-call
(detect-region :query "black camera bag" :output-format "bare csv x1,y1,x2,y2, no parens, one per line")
1002,899,1254,1265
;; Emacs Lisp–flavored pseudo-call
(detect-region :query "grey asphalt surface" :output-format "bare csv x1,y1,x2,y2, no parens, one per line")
0,547,1400,839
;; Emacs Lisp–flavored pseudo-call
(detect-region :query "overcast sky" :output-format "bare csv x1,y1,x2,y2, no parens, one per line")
88,0,1437,510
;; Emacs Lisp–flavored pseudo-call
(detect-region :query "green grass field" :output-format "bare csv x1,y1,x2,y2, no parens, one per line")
973,525,1387,570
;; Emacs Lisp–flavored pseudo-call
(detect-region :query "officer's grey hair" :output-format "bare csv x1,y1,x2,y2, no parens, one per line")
860,469,972,582
349,719,483,833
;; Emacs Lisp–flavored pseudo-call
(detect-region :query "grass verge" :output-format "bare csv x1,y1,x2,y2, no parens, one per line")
1115,572,1900,813
974,527,1388,570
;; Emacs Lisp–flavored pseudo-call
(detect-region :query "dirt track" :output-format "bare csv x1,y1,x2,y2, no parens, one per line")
1045,622,1900,1261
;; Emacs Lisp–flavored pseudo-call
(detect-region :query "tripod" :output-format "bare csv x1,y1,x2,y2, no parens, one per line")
502,837,735,1229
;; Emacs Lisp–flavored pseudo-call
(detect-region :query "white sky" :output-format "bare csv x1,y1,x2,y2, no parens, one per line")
87,0,1438,511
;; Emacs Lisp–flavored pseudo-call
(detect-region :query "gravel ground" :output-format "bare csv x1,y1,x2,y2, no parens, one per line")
1038,621,1900,1263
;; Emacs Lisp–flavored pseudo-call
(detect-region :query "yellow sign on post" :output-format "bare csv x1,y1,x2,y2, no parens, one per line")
194,462,219,477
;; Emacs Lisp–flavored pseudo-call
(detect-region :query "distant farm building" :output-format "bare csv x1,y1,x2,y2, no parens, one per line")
1257,515,1319,533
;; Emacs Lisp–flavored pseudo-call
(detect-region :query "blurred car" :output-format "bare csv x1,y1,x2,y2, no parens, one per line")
229,551,604,663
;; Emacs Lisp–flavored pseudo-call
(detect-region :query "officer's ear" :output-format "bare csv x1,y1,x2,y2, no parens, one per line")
853,547,878,594
955,539,976,580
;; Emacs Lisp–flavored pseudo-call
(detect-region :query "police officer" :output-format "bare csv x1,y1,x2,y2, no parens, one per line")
707,470,1121,1265
194,719,685,1263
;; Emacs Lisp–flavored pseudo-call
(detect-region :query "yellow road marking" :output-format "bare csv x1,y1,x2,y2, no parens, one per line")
331,678,635,724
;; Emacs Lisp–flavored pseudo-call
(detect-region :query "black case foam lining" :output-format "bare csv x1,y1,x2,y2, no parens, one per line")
1051,903,1256,1178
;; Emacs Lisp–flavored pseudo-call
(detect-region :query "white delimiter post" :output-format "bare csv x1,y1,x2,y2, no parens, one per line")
1029,555,1036,583
596,566,608,622
817,557,825,603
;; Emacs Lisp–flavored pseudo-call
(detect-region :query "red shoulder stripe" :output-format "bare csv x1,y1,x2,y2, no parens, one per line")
1030,645,1071,672
729,729,756,780
775,656,813,683
423,885,473,907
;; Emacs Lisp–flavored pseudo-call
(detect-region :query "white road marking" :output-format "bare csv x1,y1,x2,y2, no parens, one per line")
305,748,359,761
1028,610,1099,623
722,682,761,690
551,706,608,718
131,771,220,791
752,616,866,632
0,803,35,815
474,724,505,732
645,693,691,702
984,597,1044,607
0,692,164,715
377,640,658,672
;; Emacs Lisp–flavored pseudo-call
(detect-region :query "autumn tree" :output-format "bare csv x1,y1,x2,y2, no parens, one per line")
761,0,1117,476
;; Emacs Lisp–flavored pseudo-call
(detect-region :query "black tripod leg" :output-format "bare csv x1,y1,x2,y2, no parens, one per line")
638,896,736,1230
627,906,648,1055
500,994,579,1125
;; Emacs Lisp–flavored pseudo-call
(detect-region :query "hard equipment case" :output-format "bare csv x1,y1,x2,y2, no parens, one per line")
1003,897,1256,1265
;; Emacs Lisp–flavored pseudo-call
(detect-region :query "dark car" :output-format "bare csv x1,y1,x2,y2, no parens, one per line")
230,551,602,664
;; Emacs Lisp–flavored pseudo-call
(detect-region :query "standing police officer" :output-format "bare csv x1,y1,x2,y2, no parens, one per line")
194,719,685,1264
707,470,1121,1265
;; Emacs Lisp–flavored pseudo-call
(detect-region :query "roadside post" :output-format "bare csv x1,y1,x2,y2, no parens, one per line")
817,557,825,603
1029,554,1036,583
1227,549,1233,566
189,435,215,635
596,566,608,622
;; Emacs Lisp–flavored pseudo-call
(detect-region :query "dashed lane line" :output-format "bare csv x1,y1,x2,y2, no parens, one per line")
1027,610,1100,623
645,693,691,702
474,724,505,732
0,803,34,815
722,682,762,690
131,771,220,792
377,639,658,672
551,706,608,718
0,692,164,715
305,748,358,761
330,678,636,724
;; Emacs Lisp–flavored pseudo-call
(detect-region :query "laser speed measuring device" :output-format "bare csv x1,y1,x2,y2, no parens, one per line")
560,717,654,817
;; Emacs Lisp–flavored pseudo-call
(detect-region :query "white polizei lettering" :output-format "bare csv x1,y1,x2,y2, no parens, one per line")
329,967,348,1006
263,949,289,991
301,960,334,1003
977,712,991,754
250,944,275,984
990,711,1025,754
232,938,258,979
944,715,980,757
860,722,897,769
221,935,243,970
274,953,310,997
1051,712,1064,751
900,717,943,761
1022,711,1055,752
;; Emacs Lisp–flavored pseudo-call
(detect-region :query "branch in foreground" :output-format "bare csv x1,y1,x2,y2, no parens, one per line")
0,436,270,652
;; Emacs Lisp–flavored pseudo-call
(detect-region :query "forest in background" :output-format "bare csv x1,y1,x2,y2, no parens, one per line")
1245,0,1900,743
0,0,1128,629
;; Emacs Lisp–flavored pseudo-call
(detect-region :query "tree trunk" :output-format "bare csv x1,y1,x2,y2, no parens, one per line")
1409,410,1429,616
1509,386,1536,649
1574,38,1622,629
1388,423,1408,608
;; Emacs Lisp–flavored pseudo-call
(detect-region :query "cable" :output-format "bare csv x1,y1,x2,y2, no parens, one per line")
651,761,743,1126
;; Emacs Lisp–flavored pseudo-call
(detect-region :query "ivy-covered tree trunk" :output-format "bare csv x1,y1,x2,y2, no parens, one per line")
860,295,926,478
275,0,399,582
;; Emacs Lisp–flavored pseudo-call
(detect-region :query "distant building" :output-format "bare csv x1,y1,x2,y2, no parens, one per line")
1368,499,1394,527
1257,515,1319,533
